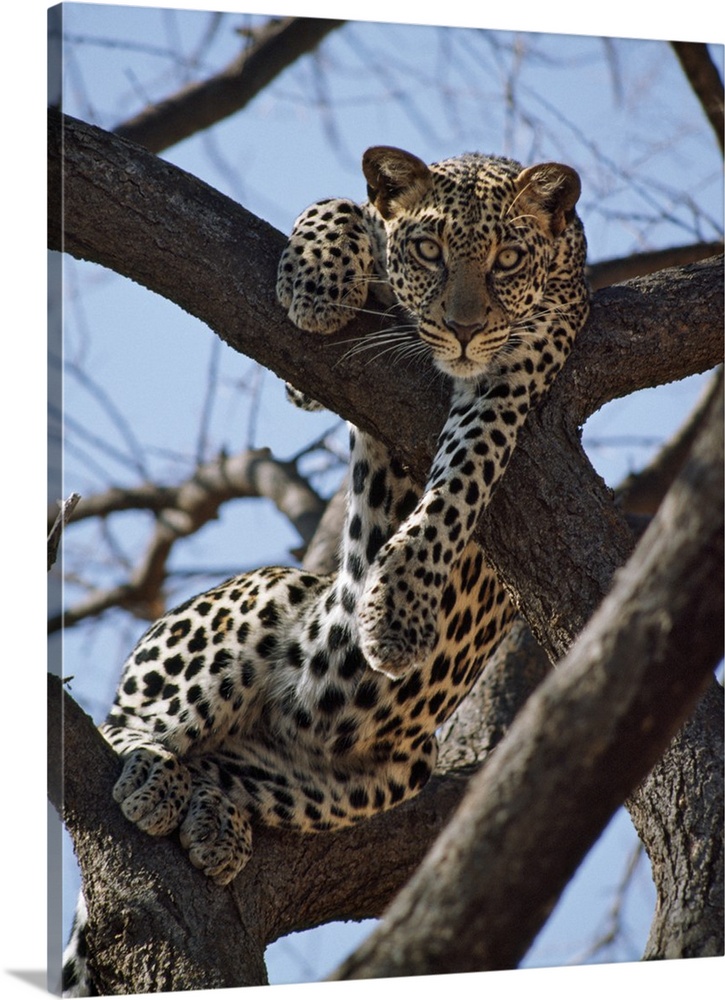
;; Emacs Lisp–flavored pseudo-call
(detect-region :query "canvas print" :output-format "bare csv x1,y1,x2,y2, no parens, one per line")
48,3,723,996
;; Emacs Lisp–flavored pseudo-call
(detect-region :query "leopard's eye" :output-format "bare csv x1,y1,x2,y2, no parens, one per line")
412,238,443,265
495,246,525,272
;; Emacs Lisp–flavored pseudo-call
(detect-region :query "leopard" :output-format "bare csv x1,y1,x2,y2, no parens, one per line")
62,145,588,996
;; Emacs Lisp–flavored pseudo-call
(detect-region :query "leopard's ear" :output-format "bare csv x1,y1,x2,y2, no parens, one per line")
513,162,581,237
362,146,432,219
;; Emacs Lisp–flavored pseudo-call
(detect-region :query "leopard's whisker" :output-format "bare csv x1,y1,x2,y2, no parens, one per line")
338,331,419,365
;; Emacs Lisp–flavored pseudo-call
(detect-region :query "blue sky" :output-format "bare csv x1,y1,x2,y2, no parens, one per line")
3,2,723,998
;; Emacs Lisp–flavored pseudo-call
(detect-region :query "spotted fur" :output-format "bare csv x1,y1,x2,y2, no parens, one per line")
63,146,588,996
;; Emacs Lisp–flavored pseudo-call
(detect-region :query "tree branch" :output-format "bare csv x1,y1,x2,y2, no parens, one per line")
587,241,723,290
47,110,723,459
671,41,724,154
49,448,326,630
628,680,724,959
114,17,345,153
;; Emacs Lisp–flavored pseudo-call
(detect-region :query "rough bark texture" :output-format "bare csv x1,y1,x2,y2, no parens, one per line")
49,109,724,990
628,680,724,960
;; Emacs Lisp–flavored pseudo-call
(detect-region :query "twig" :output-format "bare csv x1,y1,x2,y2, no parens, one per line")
114,17,345,153
568,840,646,964
47,492,82,571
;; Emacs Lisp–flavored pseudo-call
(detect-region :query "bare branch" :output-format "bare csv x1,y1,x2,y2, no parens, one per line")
50,449,326,631
114,17,345,153
671,41,724,154
48,483,177,528
616,367,723,516
47,492,81,570
51,448,324,532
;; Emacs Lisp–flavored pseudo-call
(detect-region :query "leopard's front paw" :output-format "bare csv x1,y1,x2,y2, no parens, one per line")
359,626,422,679
359,552,439,678
276,198,374,334
179,786,252,886
113,748,192,836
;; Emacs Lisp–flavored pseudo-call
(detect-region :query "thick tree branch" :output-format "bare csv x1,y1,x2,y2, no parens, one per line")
47,110,723,463
587,241,723,290
114,17,345,153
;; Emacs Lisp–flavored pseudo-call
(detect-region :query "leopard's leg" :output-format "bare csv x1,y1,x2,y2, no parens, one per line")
101,724,253,886
101,723,194,836
276,198,378,335
174,730,440,847
277,198,392,412
106,732,255,885
358,291,586,678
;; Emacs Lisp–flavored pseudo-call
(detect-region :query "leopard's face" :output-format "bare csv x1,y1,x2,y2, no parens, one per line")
364,150,583,381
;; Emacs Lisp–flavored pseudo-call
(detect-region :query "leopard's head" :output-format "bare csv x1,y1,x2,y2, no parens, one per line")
362,146,583,380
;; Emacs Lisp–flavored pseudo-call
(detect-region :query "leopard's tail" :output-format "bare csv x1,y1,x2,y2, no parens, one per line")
61,894,96,997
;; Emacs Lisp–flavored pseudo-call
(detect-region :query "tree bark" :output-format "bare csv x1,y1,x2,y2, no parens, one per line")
627,680,724,960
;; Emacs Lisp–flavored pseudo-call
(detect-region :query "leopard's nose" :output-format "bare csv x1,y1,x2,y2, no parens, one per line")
444,320,484,346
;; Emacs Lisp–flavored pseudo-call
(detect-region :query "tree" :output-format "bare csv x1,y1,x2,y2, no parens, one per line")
48,10,723,993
